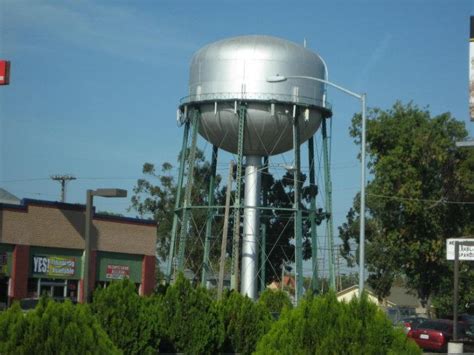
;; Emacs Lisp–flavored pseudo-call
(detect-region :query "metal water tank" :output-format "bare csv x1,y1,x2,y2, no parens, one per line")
179,35,329,156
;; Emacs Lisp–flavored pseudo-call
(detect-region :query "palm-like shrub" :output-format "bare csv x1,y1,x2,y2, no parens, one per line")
255,292,421,354
0,299,118,355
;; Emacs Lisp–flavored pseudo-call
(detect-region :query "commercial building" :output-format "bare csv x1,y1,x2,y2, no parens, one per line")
0,197,156,306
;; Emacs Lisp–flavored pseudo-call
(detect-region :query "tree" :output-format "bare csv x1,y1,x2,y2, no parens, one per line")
0,299,119,354
255,292,421,354
261,169,325,285
218,291,272,354
96,211,125,217
130,150,326,285
158,273,224,354
339,102,474,305
91,279,160,354
258,288,293,314
129,149,224,278
431,262,474,317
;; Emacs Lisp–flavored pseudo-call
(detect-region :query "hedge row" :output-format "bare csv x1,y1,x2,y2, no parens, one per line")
0,276,420,354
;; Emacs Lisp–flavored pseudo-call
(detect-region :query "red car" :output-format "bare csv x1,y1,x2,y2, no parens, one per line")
398,316,426,333
407,319,474,352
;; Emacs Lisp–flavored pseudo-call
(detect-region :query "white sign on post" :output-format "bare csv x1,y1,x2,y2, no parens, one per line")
446,238,474,261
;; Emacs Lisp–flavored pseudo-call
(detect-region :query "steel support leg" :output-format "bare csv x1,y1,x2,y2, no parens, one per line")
166,120,190,283
293,114,303,304
177,109,200,272
230,104,246,291
260,156,269,293
308,137,319,294
201,145,218,287
322,117,335,290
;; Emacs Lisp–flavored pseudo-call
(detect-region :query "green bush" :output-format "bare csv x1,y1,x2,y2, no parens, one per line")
91,279,160,354
258,288,293,314
255,292,421,355
159,273,224,354
0,298,119,355
218,291,272,354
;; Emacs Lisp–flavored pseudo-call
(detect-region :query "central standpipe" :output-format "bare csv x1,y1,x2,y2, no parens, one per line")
241,155,262,299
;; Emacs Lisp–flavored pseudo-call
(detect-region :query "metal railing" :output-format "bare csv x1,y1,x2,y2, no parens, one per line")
179,91,332,112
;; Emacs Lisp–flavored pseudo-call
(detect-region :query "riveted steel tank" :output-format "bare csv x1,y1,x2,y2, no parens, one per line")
179,35,330,156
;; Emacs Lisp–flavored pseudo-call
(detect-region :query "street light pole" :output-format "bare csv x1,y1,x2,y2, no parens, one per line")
83,188,127,303
359,93,367,293
83,190,93,304
267,74,367,292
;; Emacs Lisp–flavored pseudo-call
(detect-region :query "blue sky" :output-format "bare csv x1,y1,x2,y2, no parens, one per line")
1,0,473,275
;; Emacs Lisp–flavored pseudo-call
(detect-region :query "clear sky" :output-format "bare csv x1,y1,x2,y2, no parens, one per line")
1,0,473,275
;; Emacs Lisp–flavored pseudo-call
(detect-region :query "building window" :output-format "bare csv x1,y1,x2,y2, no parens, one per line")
67,280,78,302
27,278,39,298
0,276,8,307
26,278,77,302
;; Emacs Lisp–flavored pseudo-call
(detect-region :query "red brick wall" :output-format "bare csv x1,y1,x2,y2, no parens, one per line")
11,245,30,300
141,255,155,296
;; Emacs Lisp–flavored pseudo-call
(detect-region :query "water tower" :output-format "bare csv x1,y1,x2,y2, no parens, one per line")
167,35,332,301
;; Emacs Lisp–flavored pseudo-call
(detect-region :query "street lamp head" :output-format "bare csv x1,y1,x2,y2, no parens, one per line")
92,188,127,198
266,75,288,83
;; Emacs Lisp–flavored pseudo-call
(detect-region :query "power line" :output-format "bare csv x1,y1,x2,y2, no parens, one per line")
0,178,51,183
367,193,474,206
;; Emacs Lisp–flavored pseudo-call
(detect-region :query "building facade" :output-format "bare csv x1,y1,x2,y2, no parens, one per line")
0,198,156,306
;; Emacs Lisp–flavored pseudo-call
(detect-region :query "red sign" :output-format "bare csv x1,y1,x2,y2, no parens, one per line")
0,61,10,85
106,264,130,280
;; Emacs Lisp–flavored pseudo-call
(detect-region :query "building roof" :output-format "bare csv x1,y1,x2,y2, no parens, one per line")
337,284,419,308
336,285,396,307
267,275,296,290
0,188,20,205
0,198,156,226
386,286,420,308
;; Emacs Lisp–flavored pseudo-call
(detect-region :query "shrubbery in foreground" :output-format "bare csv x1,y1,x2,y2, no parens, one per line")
0,280,421,355
0,298,119,355
92,279,160,354
258,288,293,314
218,290,272,354
255,292,421,354
157,274,224,354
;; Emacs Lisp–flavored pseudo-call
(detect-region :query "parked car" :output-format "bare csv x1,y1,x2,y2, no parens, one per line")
457,314,474,326
407,319,474,352
385,306,416,324
397,316,426,333
438,314,474,326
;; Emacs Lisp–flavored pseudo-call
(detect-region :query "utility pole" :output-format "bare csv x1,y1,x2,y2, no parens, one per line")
51,174,76,202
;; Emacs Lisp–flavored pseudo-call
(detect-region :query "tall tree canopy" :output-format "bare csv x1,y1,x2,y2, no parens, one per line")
129,149,222,277
339,102,474,306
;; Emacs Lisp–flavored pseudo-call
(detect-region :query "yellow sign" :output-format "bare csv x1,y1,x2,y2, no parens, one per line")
33,256,76,276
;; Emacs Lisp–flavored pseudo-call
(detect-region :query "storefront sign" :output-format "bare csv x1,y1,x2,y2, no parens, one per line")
33,256,76,276
106,264,130,280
